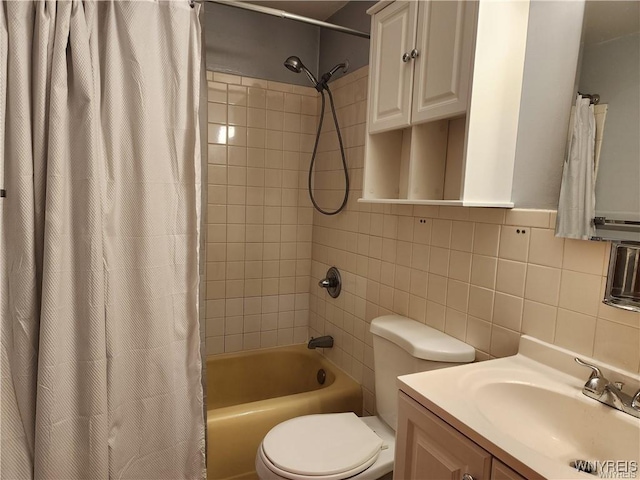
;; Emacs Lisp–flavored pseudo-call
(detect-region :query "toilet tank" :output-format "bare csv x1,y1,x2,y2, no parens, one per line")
370,315,475,431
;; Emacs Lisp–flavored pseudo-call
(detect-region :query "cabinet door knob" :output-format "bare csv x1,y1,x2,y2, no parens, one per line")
402,52,411,62
462,475,474,480
410,48,419,59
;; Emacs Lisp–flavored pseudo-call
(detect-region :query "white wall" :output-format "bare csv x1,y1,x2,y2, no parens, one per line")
580,32,640,221
203,2,320,86
511,1,585,209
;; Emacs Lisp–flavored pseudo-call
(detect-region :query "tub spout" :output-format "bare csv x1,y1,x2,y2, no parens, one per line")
308,336,333,349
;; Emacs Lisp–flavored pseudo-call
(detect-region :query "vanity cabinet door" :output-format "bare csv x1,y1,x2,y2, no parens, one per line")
395,391,492,480
491,460,526,480
411,0,477,124
368,1,417,134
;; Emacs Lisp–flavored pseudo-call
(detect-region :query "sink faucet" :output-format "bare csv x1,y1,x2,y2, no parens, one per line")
575,358,640,418
308,335,333,349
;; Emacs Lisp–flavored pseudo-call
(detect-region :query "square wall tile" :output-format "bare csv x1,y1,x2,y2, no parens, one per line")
558,270,601,316
466,316,491,353
528,228,564,268
431,220,452,248
425,301,446,332
490,325,520,358
449,250,472,283
429,247,449,276
451,221,474,252
445,308,467,341
427,274,447,305
563,239,606,275
496,259,526,297
468,286,494,322
208,81,227,104
499,226,530,262
473,223,500,257
446,279,469,313
471,255,497,289
208,102,227,124
493,292,523,331
593,319,640,373
555,308,596,357
524,264,561,306
522,300,557,343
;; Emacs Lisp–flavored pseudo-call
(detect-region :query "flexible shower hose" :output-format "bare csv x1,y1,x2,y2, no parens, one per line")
308,84,349,215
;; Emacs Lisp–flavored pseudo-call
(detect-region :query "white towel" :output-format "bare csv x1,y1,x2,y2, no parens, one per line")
556,95,597,239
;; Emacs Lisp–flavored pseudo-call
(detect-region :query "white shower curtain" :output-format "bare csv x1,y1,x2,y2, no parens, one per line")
556,94,597,240
0,1,206,478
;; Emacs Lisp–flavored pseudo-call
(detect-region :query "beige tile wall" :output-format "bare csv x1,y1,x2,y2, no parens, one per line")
309,67,640,416
204,71,319,354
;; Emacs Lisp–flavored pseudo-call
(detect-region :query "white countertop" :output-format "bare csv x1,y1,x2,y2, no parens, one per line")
397,336,640,480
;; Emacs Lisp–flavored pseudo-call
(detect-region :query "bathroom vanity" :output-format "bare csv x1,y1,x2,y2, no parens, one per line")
394,336,640,480
395,392,526,480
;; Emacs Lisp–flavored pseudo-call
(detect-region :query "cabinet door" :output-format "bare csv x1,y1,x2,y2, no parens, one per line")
491,460,527,480
411,0,478,124
395,391,492,480
368,1,417,134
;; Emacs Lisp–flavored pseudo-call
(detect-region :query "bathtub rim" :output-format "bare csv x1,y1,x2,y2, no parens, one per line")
206,343,362,420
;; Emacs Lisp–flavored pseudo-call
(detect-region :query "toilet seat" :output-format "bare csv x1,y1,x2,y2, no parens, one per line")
260,413,384,480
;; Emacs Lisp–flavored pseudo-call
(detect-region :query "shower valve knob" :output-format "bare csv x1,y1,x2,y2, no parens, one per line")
318,267,341,298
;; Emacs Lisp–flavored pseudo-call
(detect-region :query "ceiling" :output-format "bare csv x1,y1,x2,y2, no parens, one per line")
244,1,349,21
583,1,640,45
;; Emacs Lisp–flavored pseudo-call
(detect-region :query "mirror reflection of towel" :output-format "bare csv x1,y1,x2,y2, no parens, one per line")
593,104,608,183
556,95,599,239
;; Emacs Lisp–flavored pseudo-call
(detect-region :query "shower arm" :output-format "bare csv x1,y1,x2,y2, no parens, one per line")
317,62,349,91
300,67,319,89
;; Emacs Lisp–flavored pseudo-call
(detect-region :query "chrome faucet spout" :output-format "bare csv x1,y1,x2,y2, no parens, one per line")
575,357,640,419
604,384,626,410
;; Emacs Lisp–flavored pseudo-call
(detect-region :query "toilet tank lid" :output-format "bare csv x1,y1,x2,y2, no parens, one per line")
370,315,475,363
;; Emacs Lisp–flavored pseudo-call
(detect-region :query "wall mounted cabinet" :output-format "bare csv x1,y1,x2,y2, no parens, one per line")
369,0,476,133
362,0,531,208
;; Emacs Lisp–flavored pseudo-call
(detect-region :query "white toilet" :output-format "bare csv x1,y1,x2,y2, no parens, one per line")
255,314,476,480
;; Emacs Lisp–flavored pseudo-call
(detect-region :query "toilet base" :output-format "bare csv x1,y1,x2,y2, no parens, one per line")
255,416,395,480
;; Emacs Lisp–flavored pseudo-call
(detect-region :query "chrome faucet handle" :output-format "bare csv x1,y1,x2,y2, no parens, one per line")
575,357,603,379
575,358,608,395
575,358,640,418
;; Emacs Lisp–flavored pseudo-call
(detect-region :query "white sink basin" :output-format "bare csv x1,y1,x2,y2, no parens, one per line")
398,336,640,479
473,380,640,466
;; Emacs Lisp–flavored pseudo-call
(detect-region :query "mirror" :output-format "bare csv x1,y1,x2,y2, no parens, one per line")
556,1,640,242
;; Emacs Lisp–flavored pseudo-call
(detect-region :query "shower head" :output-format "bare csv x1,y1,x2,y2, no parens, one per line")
284,56,303,73
283,56,318,87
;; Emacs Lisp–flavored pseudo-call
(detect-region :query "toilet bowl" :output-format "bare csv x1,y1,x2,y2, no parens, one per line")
255,315,475,480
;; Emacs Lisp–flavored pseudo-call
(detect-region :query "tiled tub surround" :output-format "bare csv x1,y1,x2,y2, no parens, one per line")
204,72,319,354
308,68,640,416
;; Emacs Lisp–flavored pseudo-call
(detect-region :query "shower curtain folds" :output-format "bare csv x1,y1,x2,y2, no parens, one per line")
0,1,206,478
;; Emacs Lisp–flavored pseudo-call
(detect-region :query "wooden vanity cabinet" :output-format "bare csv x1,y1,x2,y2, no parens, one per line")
395,391,530,480
491,461,527,480
395,391,492,480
